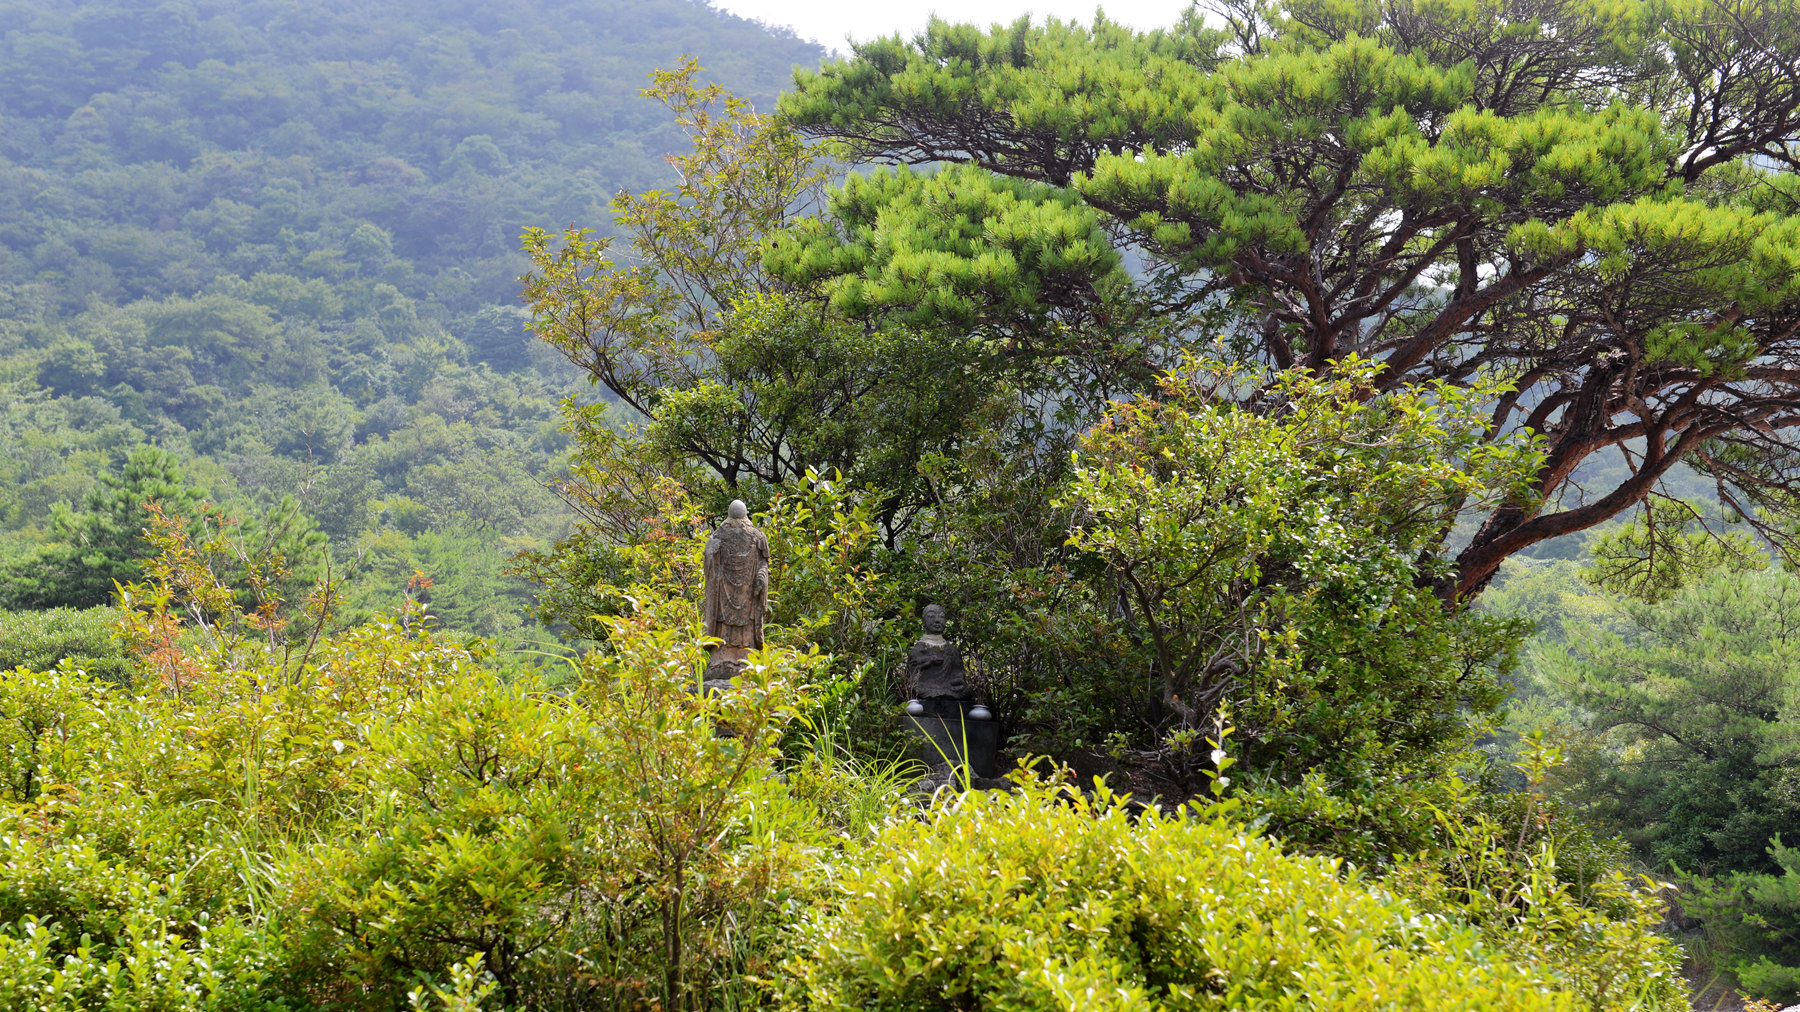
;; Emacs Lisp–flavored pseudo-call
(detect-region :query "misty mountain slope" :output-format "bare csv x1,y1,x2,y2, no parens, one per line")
0,0,820,317
0,0,822,638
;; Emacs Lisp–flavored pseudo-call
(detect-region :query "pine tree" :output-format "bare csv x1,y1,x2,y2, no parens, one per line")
772,0,1800,600
1,447,206,609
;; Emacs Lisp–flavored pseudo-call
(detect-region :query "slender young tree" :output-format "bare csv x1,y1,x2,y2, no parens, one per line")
523,60,990,536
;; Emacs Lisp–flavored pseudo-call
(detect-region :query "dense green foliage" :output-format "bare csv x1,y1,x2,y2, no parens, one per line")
0,585,843,1010
4,0,1790,1005
1068,359,1535,790
0,507,1686,1011
0,619,1685,1011
1542,570,1800,877
1682,838,1800,1002
0,492,1686,1010
510,63,1690,1009
0,0,823,641
1483,558,1800,1003
0,606,132,684
773,0,1800,601
0,0,817,314
783,775,1679,1011
0,445,206,608
524,34,1537,823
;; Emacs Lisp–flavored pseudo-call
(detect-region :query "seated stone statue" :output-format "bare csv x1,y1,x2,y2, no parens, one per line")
906,604,971,700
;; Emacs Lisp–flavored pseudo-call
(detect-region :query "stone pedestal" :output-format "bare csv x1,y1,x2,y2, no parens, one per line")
704,643,749,683
903,700,998,779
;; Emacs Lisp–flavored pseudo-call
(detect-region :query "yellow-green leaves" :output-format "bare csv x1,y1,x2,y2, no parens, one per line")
1511,198,1800,374
782,774,1583,1011
780,15,1227,166
1384,103,1671,209
0,596,834,1011
1086,74,1672,271
768,164,1125,329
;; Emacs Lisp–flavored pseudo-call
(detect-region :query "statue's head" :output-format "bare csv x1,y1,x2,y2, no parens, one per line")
728,499,748,520
921,604,946,634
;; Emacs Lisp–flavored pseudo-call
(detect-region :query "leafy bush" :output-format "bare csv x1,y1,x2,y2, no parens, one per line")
0,606,134,683
1067,357,1538,795
0,665,103,802
1388,789,1686,1010
779,772,1676,1011
0,806,281,1012
0,592,839,1011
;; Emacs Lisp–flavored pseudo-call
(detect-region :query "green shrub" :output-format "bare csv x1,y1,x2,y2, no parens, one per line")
0,593,844,1011
1388,795,1686,1011
0,665,105,802
0,606,135,684
780,773,1643,1011
1066,358,1537,796
0,911,281,1012
1234,767,1687,1011
0,803,282,1012
276,612,830,1011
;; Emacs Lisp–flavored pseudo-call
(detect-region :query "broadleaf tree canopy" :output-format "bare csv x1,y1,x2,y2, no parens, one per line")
772,0,1800,600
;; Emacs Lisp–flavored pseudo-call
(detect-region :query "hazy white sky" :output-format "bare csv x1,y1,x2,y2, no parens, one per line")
708,0,1197,53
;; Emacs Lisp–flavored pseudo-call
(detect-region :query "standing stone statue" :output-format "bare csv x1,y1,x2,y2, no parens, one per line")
906,604,971,700
702,500,768,681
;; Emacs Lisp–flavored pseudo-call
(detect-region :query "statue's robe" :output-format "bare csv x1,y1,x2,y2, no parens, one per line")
703,517,768,651
907,638,970,700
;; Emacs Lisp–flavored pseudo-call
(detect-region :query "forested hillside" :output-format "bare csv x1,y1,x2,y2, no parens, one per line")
0,0,821,640
9,2,1800,1008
